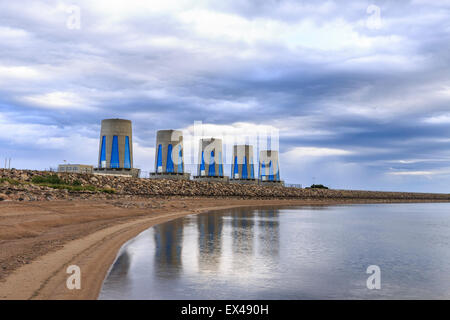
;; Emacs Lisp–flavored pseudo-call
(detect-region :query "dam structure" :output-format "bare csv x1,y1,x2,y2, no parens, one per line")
94,119,140,177
258,150,284,186
230,145,257,184
193,138,228,182
149,129,190,180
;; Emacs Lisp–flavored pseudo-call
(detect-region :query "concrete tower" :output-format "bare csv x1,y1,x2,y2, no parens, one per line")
194,138,228,182
150,129,190,180
230,145,257,184
94,119,140,177
259,150,283,186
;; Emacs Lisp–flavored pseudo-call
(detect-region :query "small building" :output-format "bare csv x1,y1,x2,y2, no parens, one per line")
58,164,93,174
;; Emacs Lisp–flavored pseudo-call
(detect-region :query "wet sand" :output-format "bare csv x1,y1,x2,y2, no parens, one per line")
0,197,449,300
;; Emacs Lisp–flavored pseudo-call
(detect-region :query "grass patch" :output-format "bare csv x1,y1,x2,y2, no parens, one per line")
39,183,115,194
0,178,21,185
31,174,64,185
30,174,115,193
101,188,116,194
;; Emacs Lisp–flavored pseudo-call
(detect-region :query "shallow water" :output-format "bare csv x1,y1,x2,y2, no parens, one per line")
99,203,450,299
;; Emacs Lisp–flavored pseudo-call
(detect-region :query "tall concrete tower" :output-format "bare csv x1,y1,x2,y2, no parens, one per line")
150,129,190,180
259,150,283,186
94,119,140,177
230,145,257,184
194,138,228,182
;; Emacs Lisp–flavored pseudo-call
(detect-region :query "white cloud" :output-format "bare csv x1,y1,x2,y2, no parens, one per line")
283,147,353,158
388,169,450,176
388,171,436,176
0,65,40,79
423,114,450,124
21,91,92,110
0,26,29,39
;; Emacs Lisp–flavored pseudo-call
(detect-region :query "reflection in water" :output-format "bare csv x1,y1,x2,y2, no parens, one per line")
109,251,131,277
153,219,184,277
257,209,280,259
230,207,256,274
99,204,450,299
103,251,133,293
197,212,223,272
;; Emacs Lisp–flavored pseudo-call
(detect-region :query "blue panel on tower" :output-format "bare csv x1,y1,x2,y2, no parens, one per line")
208,150,215,176
110,135,119,168
242,156,248,179
124,136,131,168
178,145,183,173
100,136,106,167
166,144,174,173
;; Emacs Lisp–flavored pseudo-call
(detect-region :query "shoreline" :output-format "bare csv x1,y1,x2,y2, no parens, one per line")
1,198,449,300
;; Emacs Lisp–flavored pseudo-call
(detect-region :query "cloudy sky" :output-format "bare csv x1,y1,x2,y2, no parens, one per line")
1,0,450,192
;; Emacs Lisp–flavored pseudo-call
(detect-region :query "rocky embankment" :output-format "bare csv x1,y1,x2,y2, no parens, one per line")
0,169,449,202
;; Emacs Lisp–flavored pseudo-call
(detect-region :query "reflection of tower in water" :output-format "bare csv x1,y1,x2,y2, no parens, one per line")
256,208,280,258
197,212,224,271
109,251,132,277
153,219,184,277
230,207,255,272
101,251,133,295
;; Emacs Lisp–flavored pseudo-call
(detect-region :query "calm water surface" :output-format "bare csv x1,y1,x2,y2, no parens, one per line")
99,203,450,299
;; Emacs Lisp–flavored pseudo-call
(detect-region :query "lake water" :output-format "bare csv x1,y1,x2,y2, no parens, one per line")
99,203,450,299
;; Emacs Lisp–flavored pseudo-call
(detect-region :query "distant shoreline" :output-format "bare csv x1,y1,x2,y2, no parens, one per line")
0,197,449,300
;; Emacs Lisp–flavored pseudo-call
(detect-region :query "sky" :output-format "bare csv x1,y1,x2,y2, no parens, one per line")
0,0,449,192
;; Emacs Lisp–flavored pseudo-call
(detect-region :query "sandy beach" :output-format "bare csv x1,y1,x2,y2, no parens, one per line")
0,197,448,300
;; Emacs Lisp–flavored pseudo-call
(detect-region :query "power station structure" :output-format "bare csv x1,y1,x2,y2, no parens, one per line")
86,120,284,185
193,138,228,182
258,150,283,186
230,145,257,184
94,119,140,177
149,129,190,180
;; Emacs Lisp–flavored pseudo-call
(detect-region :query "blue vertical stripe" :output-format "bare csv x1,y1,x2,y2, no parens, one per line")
242,156,248,179
157,144,162,171
260,161,265,180
178,145,183,173
166,144,174,173
208,150,215,176
110,136,119,168
200,151,205,172
100,136,106,167
124,136,131,168
269,160,274,181
218,151,223,176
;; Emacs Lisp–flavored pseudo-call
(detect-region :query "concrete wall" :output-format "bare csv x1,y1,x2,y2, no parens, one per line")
197,138,223,177
98,119,133,169
154,130,184,174
231,145,255,180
